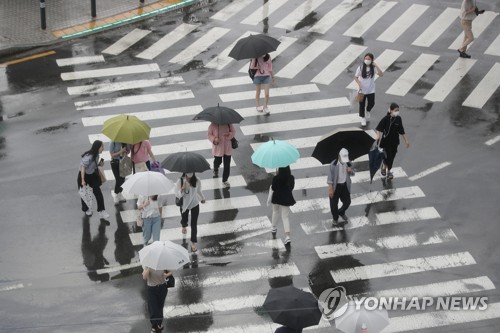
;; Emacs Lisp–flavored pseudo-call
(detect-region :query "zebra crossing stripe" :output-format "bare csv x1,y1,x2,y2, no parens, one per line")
202,239,285,258
210,76,250,88
385,53,439,96
76,90,194,111
169,27,230,65
129,216,272,245
308,0,363,34
210,0,253,22
301,216,370,235
275,40,333,79
331,251,476,283
81,105,203,127
101,29,151,56
485,34,500,56
56,55,105,67
219,84,320,102
96,262,141,275
383,302,500,333
291,186,426,213
462,63,500,109
240,0,287,25
408,162,452,181
68,77,185,95
316,228,458,259
274,0,327,30
311,44,367,85
136,23,198,60
343,0,397,38
218,229,270,246
238,36,298,73
184,321,330,333
0,283,27,292
412,8,460,47
424,58,476,102
448,11,498,50
346,49,403,90
60,63,160,81
377,4,429,43
485,134,500,146
205,31,259,70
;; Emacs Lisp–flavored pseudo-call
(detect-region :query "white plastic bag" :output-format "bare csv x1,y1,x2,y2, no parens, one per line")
348,89,358,112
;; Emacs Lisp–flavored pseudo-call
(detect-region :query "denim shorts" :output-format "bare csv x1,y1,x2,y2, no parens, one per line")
253,75,271,85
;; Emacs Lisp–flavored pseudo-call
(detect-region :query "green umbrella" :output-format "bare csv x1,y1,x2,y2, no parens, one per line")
102,114,150,144
251,139,300,168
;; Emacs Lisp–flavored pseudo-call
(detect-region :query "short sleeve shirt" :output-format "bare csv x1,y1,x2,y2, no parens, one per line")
355,65,378,94
80,154,98,174
376,115,405,147
132,140,152,163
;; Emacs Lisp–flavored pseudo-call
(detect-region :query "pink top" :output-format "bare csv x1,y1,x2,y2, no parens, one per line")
131,140,153,163
208,123,235,157
250,55,273,77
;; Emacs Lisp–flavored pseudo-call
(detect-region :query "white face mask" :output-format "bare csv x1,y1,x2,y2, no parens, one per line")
364,59,372,66
392,111,400,117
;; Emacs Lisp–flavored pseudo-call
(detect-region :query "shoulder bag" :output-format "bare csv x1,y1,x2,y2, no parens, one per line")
165,275,175,288
229,125,238,149
175,177,184,207
119,155,133,177
248,59,258,81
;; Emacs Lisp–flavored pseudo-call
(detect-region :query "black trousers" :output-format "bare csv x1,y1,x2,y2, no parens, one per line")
180,204,199,243
359,93,375,117
329,183,351,222
383,145,398,170
147,284,168,330
110,160,125,194
77,172,105,212
214,155,231,182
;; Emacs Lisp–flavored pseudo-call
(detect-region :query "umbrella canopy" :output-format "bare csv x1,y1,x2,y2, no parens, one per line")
193,104,244,125
312,127,375,164
368,143,385,183
263,285,322,331
161,151,210,173
102,114,150,144
251,140,300,168
121,171,174,196
228,34,281,60
139,240,190,270
335,301,389,333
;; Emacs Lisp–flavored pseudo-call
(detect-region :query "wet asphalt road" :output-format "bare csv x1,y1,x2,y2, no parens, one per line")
0,0,500,332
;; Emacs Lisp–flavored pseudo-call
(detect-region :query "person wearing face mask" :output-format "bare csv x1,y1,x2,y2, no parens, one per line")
327,148,355,226
375,103,410,180
354,53,384,127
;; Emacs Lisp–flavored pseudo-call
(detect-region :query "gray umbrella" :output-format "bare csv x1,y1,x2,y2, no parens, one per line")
228,34,280,60
193,104,244,125
161,151,210,173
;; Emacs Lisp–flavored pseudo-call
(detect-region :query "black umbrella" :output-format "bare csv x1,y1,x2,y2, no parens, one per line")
161,152,210,173
193,104,244,125
368,143,385,183
312,127,375,164
263,285,322,332
228,34,280,60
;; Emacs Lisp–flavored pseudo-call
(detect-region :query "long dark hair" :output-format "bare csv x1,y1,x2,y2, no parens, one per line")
277,166,292,178
182,173,198,187
82,140,103,161
361,53,375,79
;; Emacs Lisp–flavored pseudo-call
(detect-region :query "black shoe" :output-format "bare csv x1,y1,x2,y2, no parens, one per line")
271,228,277,239
458,49,471,58
340,214,349,223
332,220,340,227
213,169,218,178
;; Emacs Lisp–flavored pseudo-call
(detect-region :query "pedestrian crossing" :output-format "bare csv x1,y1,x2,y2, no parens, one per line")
58,0,500,331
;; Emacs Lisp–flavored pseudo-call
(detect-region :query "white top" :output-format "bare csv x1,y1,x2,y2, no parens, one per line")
355,65,379,94
460,0,476,20
137,195,166,218
174,177,206,213
337,162,347,184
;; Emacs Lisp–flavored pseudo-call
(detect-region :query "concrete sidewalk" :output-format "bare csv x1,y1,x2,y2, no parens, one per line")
0,0,199,55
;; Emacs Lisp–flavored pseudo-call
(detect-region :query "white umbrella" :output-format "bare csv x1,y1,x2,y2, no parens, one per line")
139,240,190,270
336,301,389,333
121,171,174,196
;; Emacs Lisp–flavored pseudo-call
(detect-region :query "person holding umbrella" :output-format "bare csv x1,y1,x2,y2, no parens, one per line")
250,53,275,114
142,266,172,333
327,148,355,226
208,123,236,188
270,166,296,245
108,141,130,203
132,139,157,173
137,195,166,247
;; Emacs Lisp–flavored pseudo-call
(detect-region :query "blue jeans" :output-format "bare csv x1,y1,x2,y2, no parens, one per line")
143,215,161,245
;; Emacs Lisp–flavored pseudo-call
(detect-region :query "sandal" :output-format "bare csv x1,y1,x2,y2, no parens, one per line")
181,227,187,234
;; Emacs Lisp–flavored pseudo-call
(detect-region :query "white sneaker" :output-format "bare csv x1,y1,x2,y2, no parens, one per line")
99,211,110,219
361,117,367,126
85,210,92,216
263,107,270,114
365,111,371,119
284,236,291,245
256,106,263,112
223,181,231,188
117,193,127,202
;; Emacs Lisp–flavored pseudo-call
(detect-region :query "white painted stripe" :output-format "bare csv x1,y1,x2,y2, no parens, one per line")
383,302,500,333
102,29,151,56
485,134,500,146
377,4,428,43
308,0,363,34
346,49,403,90
219,84,319,102
129,216,272,245
205,31,258,70
267,154,370,173
81,105,203,127
412,8,460,47
241,113,360,136
210,76,252,88
449,11,499,50
301,216,370,235
376,207,441,225
238,36,297,73
56,55,105,67
316,229,457,258
218,229,270,246
385,53,439,96
331,251,476,283
424,58,476,102
311,44,367,85
169,27,230,65
0,283,26,292
409,162,452,181
186,321,330,333
275,40,333,79
240,0,287,25
274,0,327,30
343,1,397,38
75,90,194,110
96,262,141,275
136,24,198,60
291,186,426,214
202,239,285,258
210,0,253,22
462,62,500,109
60,63,160,81
485,34,500,56
68,77,185,95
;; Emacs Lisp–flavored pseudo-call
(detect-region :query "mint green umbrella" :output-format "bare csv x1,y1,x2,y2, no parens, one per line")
251,140,300,168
